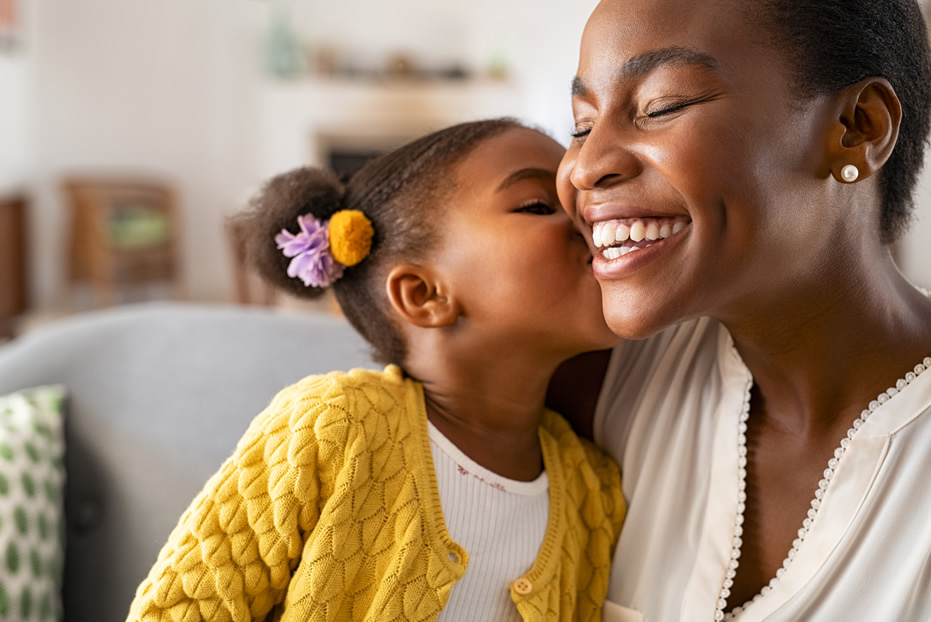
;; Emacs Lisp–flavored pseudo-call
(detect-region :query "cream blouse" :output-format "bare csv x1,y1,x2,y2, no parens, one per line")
596,315,931,622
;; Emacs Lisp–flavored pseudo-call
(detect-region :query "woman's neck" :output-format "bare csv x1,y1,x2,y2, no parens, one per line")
408,350,563,482
723,256,931,437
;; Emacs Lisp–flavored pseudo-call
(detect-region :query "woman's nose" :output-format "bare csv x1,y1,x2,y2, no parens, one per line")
566,123,642,192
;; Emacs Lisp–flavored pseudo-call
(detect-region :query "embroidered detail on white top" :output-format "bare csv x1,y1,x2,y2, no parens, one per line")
717,356,931,621
428,421,549,496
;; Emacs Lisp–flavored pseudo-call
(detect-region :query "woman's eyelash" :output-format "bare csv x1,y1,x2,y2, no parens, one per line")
647,96,709,118
571,97,702,137
647,102,690,117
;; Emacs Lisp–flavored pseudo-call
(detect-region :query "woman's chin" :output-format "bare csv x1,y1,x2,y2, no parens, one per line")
601,295,681,341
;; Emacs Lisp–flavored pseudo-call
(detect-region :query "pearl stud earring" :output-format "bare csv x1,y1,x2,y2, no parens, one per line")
841,164,859,183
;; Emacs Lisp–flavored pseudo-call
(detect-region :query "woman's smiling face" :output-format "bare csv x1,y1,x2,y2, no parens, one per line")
557,0,845,338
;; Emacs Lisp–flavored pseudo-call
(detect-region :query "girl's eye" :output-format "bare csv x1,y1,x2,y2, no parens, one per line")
570,126,592,139
516,201,555,215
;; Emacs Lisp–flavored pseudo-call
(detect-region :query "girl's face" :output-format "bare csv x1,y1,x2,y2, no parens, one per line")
433,127,618,356
557,0,845,338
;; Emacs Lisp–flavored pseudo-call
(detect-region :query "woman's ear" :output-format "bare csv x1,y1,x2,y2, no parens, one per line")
827,77,901,183
385,264,461,328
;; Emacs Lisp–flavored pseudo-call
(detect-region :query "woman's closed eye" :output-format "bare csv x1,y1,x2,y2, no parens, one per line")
644,92,720,119
569,97,704,139
570,126,592,140
646,100,694,118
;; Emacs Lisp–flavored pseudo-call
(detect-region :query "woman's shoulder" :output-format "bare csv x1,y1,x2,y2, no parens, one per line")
593,318,725,456
603,317,722,391
613,316,720,363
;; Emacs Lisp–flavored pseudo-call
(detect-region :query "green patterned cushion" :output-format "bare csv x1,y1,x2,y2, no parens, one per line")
0,387,66,622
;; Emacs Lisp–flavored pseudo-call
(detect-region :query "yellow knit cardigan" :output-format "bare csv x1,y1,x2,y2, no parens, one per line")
127,366,625,622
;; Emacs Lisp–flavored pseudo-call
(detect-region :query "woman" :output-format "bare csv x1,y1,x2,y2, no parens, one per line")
554,0,931,619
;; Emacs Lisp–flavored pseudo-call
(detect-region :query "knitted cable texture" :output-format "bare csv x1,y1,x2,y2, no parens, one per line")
512,412,624,621
127,367,624,622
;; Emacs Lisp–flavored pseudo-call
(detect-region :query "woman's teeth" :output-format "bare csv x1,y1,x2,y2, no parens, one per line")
592,218,689,258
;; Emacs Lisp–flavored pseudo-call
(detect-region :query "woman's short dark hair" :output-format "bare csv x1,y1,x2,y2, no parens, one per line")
752,0,931,243
233,117,525,365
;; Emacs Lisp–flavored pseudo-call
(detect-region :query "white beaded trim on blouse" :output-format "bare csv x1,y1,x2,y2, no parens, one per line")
716,356,931,621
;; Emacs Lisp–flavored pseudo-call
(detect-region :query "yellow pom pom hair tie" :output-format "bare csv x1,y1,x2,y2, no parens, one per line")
274,209,374,288
328,209,374,267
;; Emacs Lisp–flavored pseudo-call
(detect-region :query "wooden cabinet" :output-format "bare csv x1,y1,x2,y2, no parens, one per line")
64,179,181,306
0,194,27,336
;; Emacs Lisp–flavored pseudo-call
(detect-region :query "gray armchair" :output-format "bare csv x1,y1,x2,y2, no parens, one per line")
0,302,371,621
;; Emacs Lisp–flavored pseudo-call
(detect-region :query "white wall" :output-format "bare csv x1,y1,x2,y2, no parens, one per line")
28,0,265,306
901,160,931,290
0,3,34,195
0,57,32,194
19,0,598,310
904,0,931,290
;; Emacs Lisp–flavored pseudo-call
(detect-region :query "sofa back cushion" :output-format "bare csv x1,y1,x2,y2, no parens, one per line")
0,303,372,622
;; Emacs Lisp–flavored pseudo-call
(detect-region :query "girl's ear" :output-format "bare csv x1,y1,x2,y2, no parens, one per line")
826,77,901,183
385,264,461,328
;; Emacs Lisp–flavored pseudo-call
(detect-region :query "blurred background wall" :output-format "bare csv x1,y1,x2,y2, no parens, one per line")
0,0,929,328
0,0,601,318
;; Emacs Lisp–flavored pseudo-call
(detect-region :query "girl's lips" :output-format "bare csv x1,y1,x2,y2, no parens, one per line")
591,221,692,279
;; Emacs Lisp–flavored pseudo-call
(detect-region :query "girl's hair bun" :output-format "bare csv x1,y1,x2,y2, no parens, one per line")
234,167,346,300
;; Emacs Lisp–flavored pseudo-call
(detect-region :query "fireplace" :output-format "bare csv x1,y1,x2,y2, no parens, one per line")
314,131,415,181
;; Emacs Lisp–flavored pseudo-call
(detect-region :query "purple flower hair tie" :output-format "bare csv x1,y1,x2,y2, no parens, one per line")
275,214,345,287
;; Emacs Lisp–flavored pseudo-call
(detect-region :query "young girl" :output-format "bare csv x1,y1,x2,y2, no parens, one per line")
126,118,624,622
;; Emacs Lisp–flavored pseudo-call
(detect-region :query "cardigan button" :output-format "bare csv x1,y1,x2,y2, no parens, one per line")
513,577,533,596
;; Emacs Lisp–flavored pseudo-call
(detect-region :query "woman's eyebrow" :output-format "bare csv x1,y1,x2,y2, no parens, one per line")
571,46,720,96
496,168,556,193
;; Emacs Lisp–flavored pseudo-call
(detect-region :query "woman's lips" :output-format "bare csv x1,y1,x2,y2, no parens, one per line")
591,216,691,259
588,218,692,280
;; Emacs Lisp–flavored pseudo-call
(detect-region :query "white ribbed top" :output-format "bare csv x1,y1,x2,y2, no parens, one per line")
428,421,549,622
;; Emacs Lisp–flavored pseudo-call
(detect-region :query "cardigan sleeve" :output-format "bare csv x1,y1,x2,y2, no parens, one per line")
126,374,352,622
